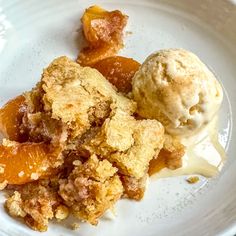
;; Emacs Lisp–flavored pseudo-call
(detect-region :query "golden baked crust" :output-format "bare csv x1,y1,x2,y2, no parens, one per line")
148,134,185,176
3,56,180,232
109,119,164,178
59,155,123,225
84,110,165,179
120,174,147,201
41,56,136,138
5,179,61,232
162,134,185,170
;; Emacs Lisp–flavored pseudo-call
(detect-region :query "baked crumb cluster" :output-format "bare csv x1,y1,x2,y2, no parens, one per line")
3,57,171,231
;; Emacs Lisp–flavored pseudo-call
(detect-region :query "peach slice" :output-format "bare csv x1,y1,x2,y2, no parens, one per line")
78,5,128,66
148,150,167,176
81,5,128,47
0,141,61,185
148,146,184,176
0,95,27,142
92,56,140,93
78,43,119,67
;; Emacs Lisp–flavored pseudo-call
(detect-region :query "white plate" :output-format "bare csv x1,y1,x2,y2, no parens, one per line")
0,0,235,235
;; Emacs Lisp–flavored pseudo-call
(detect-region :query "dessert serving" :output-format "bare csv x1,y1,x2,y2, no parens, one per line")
0,5,226,232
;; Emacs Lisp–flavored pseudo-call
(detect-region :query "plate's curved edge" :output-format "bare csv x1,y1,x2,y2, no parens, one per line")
0,0,235,236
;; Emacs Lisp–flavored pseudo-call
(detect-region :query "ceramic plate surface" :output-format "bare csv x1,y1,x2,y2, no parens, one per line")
0,0,235,235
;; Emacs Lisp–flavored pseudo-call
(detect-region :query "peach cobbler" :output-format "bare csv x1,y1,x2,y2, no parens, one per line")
0,5,225,232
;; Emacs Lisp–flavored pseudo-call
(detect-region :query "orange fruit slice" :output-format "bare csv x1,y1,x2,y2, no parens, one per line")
0,95,27,142
148,150,167,176
81,5,128,48
78,43,120,67
78,5,128,66
0,141,61,185
92,56,140,93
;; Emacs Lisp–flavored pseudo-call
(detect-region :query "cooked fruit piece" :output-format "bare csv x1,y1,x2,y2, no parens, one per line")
0,95,27,142
148,150,169,176
120,174,147,200
78,44,119,67
81,5,128,47
0,140,62,185
59,155,123,225
92,56,140,93
78,5,128,66
5,179,62,232
148,135,185,176
84,110,165,179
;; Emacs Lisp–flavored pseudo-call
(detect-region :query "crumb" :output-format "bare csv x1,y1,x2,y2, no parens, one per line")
31,173,39,180
5,191,26,217
72,160,82,166
186,176,199,184
55,205,69,221
163,135,185,170
126,31,133,35
71,222,80,230
0,180,8,190
59,155,123,225
5,181,61,232
120,174,147,201
41,166,48,171
0,164,6,174
18,171,25,177
2,139,18,147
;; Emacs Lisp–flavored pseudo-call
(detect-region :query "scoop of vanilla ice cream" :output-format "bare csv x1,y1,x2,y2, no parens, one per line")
132,49,223,137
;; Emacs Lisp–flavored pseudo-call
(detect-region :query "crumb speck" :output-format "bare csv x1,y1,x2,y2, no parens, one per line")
55,205,69,221
31,173,39,180
18,171,25,177
71,222,80,230
0,180,8,190
73,160,82,166
0,164,6,174
126,31,133,36
41,166,47,171
186,176,199,184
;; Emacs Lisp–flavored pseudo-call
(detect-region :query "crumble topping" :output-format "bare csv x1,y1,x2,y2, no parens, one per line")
55,205,69,221
2,56,174,231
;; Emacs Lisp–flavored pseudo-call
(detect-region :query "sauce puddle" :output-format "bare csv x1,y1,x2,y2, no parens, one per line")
149,116,226,178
